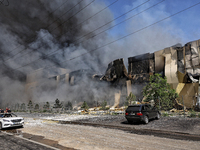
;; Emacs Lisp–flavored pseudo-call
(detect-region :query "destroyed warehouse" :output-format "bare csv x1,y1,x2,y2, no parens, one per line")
25,39,200,109
101,39,200,109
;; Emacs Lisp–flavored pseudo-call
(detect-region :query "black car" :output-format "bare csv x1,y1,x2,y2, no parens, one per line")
125,104,160,124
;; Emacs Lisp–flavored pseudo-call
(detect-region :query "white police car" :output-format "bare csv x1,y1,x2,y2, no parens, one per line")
0,113,24,129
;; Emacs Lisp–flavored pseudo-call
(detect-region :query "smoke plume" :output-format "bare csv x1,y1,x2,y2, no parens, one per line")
0,0,186,107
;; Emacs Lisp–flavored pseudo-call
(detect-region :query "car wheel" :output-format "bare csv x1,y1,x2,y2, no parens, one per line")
0,122,2,130
128,120,133,124
156,112,160,120
143,116,149,124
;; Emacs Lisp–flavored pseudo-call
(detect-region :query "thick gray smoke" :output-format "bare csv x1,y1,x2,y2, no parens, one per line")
0,0,185,108
0,0,118,107
0,0,114,72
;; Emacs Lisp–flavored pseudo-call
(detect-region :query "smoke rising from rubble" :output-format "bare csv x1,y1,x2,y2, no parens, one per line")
0,0,118,107
0,0,186,107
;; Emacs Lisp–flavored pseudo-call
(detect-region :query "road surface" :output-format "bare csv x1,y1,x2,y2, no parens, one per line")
0,131,58,150
18,117,200,150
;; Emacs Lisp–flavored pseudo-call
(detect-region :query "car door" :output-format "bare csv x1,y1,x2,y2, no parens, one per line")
151,106,159,118
145,105,154,119
142,105,150,118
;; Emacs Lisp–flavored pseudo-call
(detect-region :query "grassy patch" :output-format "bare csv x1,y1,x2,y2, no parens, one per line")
189,111,196,118
198,113,200,118
162,112,169,117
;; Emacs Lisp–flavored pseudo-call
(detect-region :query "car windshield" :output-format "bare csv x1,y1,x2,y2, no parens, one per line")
126,106,141,111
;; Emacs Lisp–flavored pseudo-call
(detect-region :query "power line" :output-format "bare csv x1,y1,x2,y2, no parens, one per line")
16,0,162,71
3,0,84,62
24,0,200,74
66,0,119,37
4,0,146,63
10,0,150,70
8,0,95,62
74,0,150,43
9,0,118,63
6,0,119,69
79,0,165,42
2,0,71,60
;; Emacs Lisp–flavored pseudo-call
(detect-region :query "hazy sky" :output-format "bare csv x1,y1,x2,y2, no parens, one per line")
102,0,200,44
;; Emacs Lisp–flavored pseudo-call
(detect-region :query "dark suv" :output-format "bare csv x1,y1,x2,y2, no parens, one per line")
125,104,160,124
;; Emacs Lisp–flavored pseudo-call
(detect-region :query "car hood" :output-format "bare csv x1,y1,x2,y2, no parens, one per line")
1,117,23,120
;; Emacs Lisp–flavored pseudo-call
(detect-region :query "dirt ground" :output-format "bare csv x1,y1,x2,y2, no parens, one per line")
12,113,200,150
76,115,200,135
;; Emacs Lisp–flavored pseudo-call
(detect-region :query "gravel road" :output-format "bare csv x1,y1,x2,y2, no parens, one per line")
9,113,200,150
0,131,58,150
75,115,200,135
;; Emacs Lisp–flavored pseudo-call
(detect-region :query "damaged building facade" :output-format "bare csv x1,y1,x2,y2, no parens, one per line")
103,39,200,109
25,39,200,109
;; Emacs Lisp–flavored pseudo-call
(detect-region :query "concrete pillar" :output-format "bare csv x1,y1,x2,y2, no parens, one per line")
56,75,60,82
197,77,200,107
65,74,69,84
126,80,132,96
113,91,121,108
56,75,60,88
70,76,74,85
56,75,60,84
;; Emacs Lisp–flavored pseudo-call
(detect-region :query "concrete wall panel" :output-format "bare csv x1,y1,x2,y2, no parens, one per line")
154,49,165,73
126,80,132,96
165,54,171,83
178,83,198,108
170,48,179,83
177,71,186,83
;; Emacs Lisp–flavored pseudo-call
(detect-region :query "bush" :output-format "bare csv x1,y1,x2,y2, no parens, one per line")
125,92,136,106
162,112,169,117
101,100,108,110
100,107,110,110
81,101,89,111
189,111,196,118
43,102,50,110
65,101,73,110
34,104,39,110
198,113,200,118
27,100,33,109
53,99,62,108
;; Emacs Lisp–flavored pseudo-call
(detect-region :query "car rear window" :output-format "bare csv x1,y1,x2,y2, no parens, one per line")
126,106,141,111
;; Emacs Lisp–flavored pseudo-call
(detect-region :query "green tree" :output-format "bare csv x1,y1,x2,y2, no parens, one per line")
101,100,108,110
27,100,33,109
53,98,62,108
81,101,89,111
21,103,26,111
15,103,20,111
65,101,73,110
43,102,50,110
34,104,39,110
142,74,178,110
125,92,136,106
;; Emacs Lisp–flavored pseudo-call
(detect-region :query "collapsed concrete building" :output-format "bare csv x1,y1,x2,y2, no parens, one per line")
103,39,200,109
25,39,200,109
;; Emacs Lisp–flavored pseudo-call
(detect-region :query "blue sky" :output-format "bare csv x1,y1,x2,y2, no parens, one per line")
86,0,200,68
99,0,200,45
